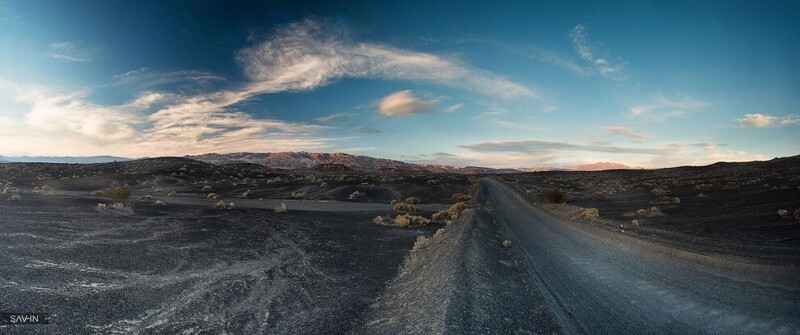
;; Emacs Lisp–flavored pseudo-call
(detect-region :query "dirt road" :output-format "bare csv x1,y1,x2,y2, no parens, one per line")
483,178,800,335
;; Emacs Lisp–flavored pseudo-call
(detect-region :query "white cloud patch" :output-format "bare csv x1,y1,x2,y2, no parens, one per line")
49,41,100,62
603,125,649,142
569,24,621,76
236,19,535,99
736,113,799,128
444,103,464,113
315,112,354,123
378,90,438,116
628,93,711,121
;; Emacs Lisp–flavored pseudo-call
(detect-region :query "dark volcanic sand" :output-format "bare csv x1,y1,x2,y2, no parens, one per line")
0,195,437,334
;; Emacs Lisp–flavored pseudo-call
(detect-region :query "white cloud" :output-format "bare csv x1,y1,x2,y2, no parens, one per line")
603,125,649,142
378,90,437,116
444,103,464,113
569,24,621,76
236,19,536,99
628,93,711,121
315,112,354,123
49,41,100,62
736,113,799,128
737,113,776,128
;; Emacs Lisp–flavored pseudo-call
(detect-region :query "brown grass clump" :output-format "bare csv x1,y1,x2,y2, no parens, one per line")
373,215,390,225
651,186,669,197
393,201,419,212
202,185,213,191
778,209,789,218
9,192,22,202
348,191,364,200
540,188,565,203
574,208,600,220
394,214,430,227
636,207,662,217
451,192,472,202
412,236,429,252
502,240,512,248
101,186,131,204
275,202,288,213
405,197,420,204
207,193,219,199
794,209,800,221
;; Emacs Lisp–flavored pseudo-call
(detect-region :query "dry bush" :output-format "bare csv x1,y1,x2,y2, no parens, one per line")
502,240,512,248
207,193,219,199
447,202,469,217
140,194,152,201
9,192,22,202
95,203,107,212
574,208,600,220
631,219,640,226
214,200,231,209
154,188,163,193
778,209,789,218
275,202,288,213
433,228,446,239
201,185,213,191
394,215,411,227
540,188,566,203
451,192,471,202
651,186,669,197
795,209,800,221
393,201,419,212
348,191,364,200
636,207,662,217
373,215,390,225
101,186,130,204
405,197,421,204
412,235,429,252
167,191,177,196
431,210,451,222
241,190,251,198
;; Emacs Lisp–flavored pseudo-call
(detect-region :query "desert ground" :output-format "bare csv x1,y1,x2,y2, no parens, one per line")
1,156,799,334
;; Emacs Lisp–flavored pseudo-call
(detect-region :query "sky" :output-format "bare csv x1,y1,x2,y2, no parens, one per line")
0,0,798,168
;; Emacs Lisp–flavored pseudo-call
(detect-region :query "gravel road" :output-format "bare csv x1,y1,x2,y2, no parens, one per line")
483,178,800,335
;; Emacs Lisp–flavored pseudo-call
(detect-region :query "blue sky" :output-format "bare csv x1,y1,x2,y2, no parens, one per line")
0,0,798,168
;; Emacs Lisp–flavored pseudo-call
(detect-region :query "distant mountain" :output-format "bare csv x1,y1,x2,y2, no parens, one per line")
187,152,519,174
518,162,635,172
0,156,131,164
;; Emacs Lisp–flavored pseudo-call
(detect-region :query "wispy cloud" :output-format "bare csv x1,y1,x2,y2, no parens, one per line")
444,103,464,113
569,24,622,77
113,68,226,90
532,47,591,76
315,112,354,123
628,93,711,121
236,19,536,99
603,125,649,142
49,41,100,62
736,113,798,128
378,90,438,116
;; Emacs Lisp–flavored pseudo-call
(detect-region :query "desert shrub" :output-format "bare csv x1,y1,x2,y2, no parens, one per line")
426,179,439,186
241,190,251,198
155,200,164,206
9,192,22,202
405,197,420,204
214,200,230,209
154,188,163,193
349,191,364,200
451,192,471,202
207,193,219,199
291,191,306,198
433,228,446,239
631,219,640,226
140,194,152,201
202,185,213,191
651,186,669,197
167,191,177,196
102,186,130,204
373,215,390,225
228,202,235,209
275,202,288,213
575,208,600,220
394,215,411,227
91,190,104,196
393,201,419,212
95,203,107,212
794,209,800,221
778,209,789,218
540,189,565,203
502,240,512,248
412,236,429,252
431,210,451,222
320,182,328,187
636,207,662,217
447,202,469,217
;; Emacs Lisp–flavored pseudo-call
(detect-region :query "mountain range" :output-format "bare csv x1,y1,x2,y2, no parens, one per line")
0,156,130,164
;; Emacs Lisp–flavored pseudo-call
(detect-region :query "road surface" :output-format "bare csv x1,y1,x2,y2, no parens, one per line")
483,178,800,335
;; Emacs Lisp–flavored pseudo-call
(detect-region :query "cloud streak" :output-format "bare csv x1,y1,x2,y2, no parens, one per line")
459,140,668,155
49,41,99,62
236,19,536,99
736,113,798,128
569,25,621,76
603,125,649,142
